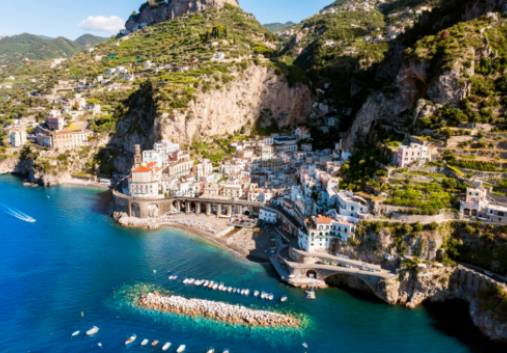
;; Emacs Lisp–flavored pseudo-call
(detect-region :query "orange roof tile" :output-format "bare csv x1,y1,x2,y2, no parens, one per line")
315,215,333,224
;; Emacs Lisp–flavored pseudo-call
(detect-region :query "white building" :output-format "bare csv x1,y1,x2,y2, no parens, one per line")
9,127,27,147
460,181,507,224
129,162,162,199
392,142,431,167
196,159,213,179
336,191,370,219
259,207,278,224
298,215,357,253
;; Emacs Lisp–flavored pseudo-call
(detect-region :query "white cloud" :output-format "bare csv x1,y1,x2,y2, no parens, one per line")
79,16,125,35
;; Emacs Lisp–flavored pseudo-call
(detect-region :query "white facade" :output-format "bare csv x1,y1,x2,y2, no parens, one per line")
460,182,507,224
129,163,162,199
298,215,357,253
9,128,27,147
196,159,213,179
393,143,430,167
336,191,370,218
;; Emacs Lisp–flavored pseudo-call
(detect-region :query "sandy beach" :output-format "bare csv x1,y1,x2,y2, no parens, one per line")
116,213,273,263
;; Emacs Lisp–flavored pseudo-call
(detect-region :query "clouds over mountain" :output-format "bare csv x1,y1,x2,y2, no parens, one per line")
79,15,124,35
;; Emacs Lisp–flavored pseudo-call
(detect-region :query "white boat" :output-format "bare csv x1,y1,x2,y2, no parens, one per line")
125,334,137,346
162,342,172,351
97,342,103,349
302,342,309,349
253,290,260,297
86,326,99,336
223,350,230,353
71,330,80,337
280,296,288,303
207,349,215,353
177,344,186,352
141,338,149,346
152,340,159,347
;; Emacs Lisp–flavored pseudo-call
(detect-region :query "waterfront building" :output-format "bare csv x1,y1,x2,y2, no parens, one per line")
129,162,162,199
298,214,357,253
392,142,430,167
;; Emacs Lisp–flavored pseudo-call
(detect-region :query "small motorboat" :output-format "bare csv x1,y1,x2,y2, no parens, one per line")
223,350,230,353
162,342,172,351
97,342,103,349
302,342,309,349
177,344,186,352
206,348,215,353
71,330,80,337
125,334,137,346
152,340,160,347
141,338,149,346
280,296,288,303
86,326,99,336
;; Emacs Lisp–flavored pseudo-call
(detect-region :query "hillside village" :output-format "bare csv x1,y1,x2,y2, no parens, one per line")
0,0,507,343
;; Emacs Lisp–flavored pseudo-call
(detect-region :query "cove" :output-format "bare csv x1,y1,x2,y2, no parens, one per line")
0,175,498,353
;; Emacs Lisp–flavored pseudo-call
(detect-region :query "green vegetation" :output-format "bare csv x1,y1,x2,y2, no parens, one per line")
443,222,507,276
411,17,507,131
0,33,106,67
477,285,507,323
190,134,248,166
340,145,389,192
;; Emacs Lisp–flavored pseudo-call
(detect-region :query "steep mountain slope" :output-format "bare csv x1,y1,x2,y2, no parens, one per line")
264,22,295,33
0,33,106,66
125,0,239,32
55,3,312,175
345,0,507,148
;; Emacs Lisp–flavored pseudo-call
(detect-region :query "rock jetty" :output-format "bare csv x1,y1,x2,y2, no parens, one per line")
138,291,301,328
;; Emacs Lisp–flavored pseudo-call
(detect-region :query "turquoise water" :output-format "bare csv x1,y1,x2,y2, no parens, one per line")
0,175,500,353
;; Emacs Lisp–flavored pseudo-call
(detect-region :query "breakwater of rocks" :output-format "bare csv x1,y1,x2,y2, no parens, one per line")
138,291,301,328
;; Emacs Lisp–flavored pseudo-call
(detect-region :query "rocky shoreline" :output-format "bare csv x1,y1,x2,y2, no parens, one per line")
138,291,301,329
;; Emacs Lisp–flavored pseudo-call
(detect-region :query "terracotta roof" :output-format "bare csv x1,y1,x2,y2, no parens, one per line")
133,165,152,173
315,215,333,224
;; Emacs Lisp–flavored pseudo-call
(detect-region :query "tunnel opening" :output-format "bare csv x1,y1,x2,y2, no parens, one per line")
324,273,383,304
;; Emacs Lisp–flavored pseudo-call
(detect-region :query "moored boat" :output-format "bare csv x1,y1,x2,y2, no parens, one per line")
125,334,137,346
206,348,215,353
162,342,172,351
86,326,99,336
177,344,186,352
141,338,149,346
152,340,159,347
71,330,80,337
280,296,288,302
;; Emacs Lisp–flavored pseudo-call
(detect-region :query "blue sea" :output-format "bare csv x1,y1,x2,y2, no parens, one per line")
0,175,501,353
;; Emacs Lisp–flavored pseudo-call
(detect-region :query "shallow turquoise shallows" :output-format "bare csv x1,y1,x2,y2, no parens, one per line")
0,175,499,353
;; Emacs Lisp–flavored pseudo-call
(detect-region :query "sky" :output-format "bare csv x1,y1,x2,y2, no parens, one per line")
0,0,333,39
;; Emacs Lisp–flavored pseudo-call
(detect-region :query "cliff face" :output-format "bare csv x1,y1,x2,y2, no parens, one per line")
126,0,239,32
159,64,313,142
343,0,507,148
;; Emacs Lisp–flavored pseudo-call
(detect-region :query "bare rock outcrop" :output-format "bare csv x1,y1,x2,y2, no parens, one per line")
159,64,314,142
126,0,239,32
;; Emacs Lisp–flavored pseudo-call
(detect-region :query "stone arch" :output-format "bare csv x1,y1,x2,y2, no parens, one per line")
306,270,318,279
131,202,141,218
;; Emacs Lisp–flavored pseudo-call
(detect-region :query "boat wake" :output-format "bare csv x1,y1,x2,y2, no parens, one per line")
2,205,37,223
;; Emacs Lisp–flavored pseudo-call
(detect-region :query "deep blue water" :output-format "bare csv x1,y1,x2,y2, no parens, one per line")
0,175,500,353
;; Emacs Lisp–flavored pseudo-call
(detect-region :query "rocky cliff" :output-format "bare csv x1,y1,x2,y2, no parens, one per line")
332,221,507,342
126,0,239,32
159,64,313,142
343,0,507,148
